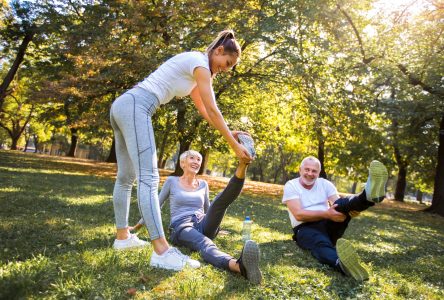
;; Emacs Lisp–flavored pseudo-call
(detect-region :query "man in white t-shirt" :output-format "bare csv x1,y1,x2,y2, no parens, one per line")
282,156,388,281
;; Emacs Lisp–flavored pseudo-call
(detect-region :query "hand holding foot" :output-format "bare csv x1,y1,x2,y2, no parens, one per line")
327,205,347,222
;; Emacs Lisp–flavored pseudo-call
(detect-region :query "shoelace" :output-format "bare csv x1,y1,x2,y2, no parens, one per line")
130,234,140,241
171,247,190,261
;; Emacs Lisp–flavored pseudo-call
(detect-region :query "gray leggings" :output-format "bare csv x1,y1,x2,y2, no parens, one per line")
169,176,245,270
110,87,164,240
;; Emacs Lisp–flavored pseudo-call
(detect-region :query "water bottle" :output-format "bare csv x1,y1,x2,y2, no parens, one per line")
242,216,253,241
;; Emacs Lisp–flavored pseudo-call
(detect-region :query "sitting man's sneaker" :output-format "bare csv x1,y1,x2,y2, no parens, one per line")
237,240,262,284
336,238,369,281
365,160,388,203
150,247,201,271
237,133,256,158
113,234,148,250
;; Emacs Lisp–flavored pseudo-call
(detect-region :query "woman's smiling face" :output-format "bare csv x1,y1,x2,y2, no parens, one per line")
181,153,202,174
209,46,238,75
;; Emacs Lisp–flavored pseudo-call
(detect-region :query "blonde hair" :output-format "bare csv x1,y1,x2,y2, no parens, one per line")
179,150,202,168
206,29,242,58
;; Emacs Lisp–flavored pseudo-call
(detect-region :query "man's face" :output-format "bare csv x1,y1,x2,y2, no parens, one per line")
299,161,320,186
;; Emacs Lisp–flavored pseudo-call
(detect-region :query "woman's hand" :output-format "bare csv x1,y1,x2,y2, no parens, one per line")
233,142,253,163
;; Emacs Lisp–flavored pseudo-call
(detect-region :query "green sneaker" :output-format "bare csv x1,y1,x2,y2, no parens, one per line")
365,160,388,203
336,238,369,281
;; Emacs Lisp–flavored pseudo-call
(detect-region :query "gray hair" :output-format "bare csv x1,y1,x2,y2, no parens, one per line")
179,150,202,165
300,156,321,169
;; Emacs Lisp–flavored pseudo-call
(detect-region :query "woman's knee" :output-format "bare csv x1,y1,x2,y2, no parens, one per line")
116,171,136,186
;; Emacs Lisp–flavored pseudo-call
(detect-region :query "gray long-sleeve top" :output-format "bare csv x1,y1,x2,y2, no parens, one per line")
138,176,210,225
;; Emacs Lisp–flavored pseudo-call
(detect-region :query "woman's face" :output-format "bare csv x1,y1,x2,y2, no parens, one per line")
181,154,202,174
209,46,238,75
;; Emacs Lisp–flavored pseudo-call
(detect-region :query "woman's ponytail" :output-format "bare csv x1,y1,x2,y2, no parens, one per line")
206,30,241,57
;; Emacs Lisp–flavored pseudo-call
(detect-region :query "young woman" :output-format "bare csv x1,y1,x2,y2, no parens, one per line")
132,150,262,284
110,30,252,271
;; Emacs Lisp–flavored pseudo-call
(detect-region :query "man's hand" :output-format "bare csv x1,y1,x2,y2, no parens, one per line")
326,204,347,222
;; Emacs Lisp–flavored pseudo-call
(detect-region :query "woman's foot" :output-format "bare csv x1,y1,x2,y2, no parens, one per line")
113,234,148,250
237,240,262,284
149,247,201,271
237,133,256,158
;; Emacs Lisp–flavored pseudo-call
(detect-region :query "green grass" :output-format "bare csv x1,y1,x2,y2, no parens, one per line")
1,150,443,299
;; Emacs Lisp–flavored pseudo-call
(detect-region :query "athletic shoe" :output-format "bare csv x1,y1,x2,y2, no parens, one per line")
150,247,201,271
113,234,148,250
237,240,262,284
365,160,388,203
336,238,369,281
237,133,256,158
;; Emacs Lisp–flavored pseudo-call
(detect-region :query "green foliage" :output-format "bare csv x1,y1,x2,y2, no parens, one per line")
0,0,442,194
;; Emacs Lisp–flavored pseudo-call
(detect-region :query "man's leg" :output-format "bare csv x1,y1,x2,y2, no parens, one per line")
294,222,339,268
202,162,247,239
326,216,351,245
334,160,388,214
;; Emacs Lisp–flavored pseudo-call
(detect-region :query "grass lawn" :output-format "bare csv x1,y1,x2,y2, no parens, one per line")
1,150,443,299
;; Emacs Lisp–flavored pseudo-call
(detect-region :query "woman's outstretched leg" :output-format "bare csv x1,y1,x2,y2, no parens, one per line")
202,160,248,238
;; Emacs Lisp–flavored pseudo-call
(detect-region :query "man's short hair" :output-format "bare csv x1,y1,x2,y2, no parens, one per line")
300,156,321,169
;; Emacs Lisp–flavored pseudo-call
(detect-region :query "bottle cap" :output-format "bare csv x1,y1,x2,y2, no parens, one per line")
245,216,251,221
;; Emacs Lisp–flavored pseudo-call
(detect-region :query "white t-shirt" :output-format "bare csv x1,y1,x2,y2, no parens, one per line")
137,51,211,105
282,178,338,227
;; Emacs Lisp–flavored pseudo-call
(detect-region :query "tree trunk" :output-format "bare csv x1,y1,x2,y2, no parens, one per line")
171,100,200,176
392,141,408,201
106,138,117,163
273,166,281,184
67,128,78,157
33,134,39,153
0,30,35,111
252,167,258,181
11,137,19,150
157,120,172,167
198,149,209,175
425,113,444,216
258,161,264,182
23,136,30,152
394,165,407,201
317,131,327,179
172,141,191,176
416,190,423,204
351,182,357,194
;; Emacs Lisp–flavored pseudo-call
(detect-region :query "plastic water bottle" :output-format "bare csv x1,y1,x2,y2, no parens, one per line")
242,216,253,241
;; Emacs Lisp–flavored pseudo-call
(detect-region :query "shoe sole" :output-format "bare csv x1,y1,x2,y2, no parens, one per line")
113,244,148,251
242,240,262,284
149,262,182,271
367,160,388,203
336,239,369,281
238,134,256,158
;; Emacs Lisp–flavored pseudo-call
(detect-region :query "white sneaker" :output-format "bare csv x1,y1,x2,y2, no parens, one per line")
150,247,201,271
113,234,148,250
